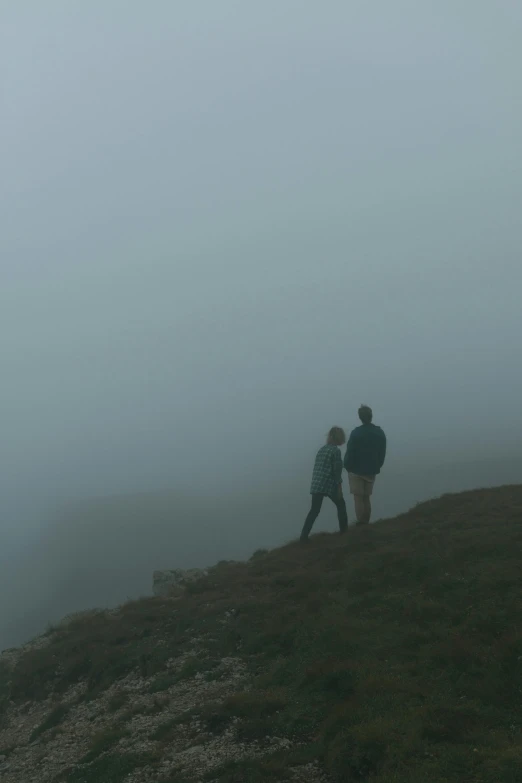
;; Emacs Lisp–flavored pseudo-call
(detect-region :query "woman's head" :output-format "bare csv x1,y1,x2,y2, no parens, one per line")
327,426,346,446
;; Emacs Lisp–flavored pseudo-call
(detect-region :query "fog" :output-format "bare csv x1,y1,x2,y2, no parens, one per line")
1,3,522,650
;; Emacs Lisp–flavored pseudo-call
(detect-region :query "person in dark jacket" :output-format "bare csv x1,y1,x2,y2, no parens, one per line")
344,405,386,525
300,427,349,541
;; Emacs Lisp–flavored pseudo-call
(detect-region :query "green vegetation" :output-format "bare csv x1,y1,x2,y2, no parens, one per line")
148,656,218,694
118,697,166,724
106,689,129,713
29,702,70,742
148,673,179,694
0,677,10,733
80,726,130,764
151,710,197,742
2,485,522,782
60,752,156,783
202,754,291,782
250,548,269,561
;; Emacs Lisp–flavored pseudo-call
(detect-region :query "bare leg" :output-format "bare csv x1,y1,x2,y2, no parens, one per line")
331,493,348,534
354,494,366,525
363,496,372,524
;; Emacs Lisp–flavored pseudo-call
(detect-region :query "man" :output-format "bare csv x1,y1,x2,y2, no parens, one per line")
344,405,386,525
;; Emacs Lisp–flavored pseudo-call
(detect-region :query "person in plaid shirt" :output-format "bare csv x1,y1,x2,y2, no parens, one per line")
300,426,348,541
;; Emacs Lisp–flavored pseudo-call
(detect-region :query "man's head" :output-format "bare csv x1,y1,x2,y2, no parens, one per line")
358,405,373,424
327,426,346,446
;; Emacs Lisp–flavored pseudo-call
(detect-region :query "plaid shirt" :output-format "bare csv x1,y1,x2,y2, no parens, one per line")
310,444,343,496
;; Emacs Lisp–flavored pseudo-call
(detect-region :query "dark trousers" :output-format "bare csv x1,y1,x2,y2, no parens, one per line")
300,492,348,541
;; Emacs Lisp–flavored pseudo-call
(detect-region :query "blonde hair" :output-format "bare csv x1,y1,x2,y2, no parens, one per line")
327,426,346,446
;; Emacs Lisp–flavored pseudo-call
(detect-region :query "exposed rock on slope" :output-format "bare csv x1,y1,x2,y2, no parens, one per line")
152,568,209,597
0,614,327,783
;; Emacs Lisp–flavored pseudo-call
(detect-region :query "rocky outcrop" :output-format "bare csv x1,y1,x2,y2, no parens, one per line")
152,568,208,597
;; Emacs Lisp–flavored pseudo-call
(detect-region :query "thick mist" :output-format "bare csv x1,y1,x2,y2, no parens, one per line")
1,4,521,649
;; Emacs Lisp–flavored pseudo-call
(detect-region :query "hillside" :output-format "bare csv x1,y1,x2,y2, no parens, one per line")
3,455,522,654
0,485,521,782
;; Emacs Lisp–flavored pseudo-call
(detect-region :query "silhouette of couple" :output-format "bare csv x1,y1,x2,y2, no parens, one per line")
300,405,386,541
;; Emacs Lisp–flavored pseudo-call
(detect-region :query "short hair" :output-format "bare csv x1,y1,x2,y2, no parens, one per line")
327,426,346,446
358,405,373,424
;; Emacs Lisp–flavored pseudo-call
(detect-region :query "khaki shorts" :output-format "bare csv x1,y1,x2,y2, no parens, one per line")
348,473,375,497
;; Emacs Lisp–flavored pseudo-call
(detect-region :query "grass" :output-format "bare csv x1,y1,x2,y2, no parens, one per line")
29,702,70,742
0,662,11,728
118,697,167,724
205,690,288,740
148,673,179,694
80,726,130,764
3,485,522,782
106,689,129,713
59,751,156,782
147,656,218,693
203,754,291,782
150,710,197,742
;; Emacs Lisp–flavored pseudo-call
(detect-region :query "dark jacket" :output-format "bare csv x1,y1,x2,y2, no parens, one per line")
344,423,386,477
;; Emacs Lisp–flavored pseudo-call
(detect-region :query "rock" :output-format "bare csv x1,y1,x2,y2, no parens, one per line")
152,568,208,597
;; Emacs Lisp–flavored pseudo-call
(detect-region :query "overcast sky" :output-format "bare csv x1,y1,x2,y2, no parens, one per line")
1,2,522,533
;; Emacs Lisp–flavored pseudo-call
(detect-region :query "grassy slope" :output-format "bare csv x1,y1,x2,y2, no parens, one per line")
3,485,522,782
5,454,522,654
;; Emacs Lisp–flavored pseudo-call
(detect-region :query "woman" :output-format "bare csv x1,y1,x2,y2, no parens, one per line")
300,426,348,541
